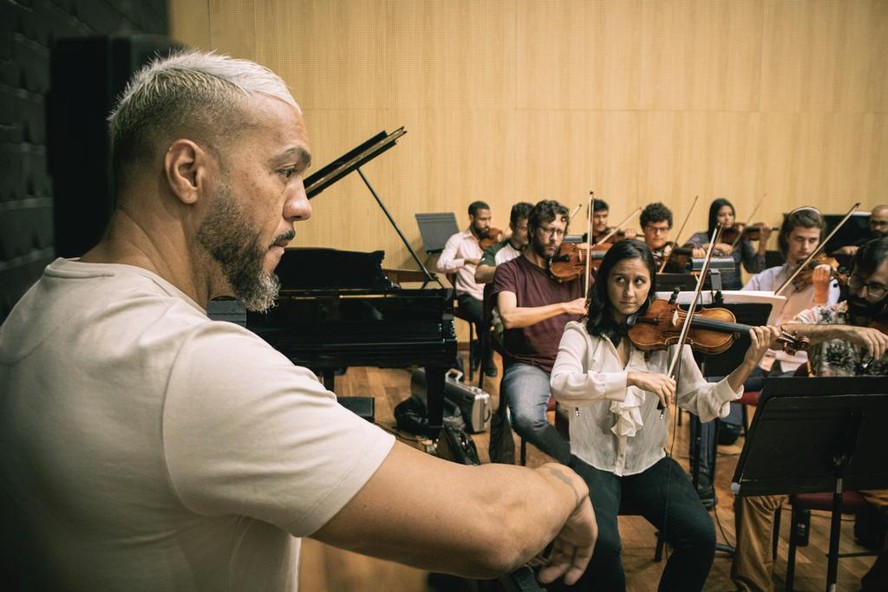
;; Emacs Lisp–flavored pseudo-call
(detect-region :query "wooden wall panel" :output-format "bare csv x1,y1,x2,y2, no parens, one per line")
168,0,888,270
639,0,763,112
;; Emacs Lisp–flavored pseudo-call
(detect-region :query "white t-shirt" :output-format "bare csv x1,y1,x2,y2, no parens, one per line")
0,259,394,591
743,263,841,372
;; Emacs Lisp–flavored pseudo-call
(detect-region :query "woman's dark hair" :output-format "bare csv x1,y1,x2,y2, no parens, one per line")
583,239,657,341
708,198,735,235
777,207,825,258
853,236,888,278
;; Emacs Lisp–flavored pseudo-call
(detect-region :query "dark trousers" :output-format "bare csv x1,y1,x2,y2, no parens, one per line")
457,293,492,368
551,455,715,592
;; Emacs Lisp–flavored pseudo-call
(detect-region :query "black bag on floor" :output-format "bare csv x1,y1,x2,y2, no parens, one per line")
394,393,465,438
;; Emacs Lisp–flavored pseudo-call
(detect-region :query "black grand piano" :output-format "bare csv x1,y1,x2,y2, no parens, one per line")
245,129,456,438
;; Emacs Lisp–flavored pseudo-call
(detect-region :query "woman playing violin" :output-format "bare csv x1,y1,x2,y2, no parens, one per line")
685,198,768,289
549,240,779,592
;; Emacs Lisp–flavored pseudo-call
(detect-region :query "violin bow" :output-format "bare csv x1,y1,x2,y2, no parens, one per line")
594,207,642,246
584,192,596,299
658,195,699,273
568,202,584,222
774,202,861,296
730,193,765,249
661,224,723,419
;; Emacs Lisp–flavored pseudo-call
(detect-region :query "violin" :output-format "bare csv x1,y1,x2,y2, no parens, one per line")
547,243,601,282
720,222,778,246
628,299,809,355
790,253,850,291
479,227,505,250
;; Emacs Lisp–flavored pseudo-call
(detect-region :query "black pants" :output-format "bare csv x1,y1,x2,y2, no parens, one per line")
457,293,492,368
550,455,715,592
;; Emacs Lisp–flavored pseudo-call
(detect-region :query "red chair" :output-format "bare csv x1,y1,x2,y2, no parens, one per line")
777,490,878,591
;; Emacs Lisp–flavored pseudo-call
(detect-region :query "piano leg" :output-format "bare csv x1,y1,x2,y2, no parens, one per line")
425,365,446,439
320,369,336,391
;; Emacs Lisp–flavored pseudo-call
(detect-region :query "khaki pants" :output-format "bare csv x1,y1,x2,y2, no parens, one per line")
732,494,786,592
732,490,888,592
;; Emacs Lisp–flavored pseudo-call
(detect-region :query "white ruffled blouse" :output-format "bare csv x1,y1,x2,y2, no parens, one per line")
550,321,742,476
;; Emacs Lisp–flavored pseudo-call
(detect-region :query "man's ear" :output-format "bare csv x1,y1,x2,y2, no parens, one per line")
164,139,209,205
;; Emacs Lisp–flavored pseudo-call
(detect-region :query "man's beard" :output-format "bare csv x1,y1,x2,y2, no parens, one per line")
532,238,554,260
848,293,888,324
196,185,293,313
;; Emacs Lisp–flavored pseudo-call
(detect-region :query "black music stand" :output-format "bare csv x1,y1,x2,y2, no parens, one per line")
732,377,888,591
416,212,460,255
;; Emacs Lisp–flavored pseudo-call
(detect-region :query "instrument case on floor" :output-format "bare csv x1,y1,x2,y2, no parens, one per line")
410,368,491,433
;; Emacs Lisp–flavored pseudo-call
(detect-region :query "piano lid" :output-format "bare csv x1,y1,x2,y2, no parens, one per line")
277,248,394,291
304,128,406,199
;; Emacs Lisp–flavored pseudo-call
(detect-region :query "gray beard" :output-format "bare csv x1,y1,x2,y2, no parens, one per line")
196,185,284,313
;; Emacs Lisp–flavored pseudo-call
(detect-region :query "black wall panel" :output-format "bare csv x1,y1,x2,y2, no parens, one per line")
0,0,170,323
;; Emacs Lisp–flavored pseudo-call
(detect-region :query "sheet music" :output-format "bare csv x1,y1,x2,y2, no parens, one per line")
654,290,787,327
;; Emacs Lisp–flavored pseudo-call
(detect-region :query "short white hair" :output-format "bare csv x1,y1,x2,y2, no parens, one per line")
109,50,300,179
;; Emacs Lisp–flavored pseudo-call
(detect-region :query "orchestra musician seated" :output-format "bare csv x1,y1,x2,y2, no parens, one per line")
832,204,888,258
474,201,533,285
732,236,888,592
548,239,778,592
437,200,500,376
639,202,705,273
684,197,768,290
488,200,587,465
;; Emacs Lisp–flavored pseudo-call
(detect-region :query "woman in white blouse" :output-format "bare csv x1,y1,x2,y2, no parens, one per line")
549,239,777,591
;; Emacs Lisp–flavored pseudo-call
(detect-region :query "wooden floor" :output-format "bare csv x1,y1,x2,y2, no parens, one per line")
299,352,877,592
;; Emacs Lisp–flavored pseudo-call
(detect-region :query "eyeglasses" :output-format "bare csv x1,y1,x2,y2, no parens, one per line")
644,225,671,235
537,226,565,238
849,274,888,299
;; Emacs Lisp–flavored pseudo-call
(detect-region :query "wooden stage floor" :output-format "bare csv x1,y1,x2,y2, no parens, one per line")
298,356,877,592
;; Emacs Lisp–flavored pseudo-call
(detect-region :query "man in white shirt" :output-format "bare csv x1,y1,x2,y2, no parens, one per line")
438,201,499,376
0,50,597,591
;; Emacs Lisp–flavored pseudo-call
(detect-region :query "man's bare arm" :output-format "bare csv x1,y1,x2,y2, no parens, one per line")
475,264,497,284
311,442,597,583
497,291,587,330
783,323,888,360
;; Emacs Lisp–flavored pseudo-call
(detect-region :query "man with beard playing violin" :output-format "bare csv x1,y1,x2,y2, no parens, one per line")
731,236,888,592
488,200,588,464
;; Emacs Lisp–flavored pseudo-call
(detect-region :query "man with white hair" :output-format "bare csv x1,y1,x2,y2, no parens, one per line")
0,50,596,590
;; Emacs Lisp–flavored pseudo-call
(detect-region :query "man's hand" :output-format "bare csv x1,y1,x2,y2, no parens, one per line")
845,326,888,361
691,247,706,258
563,297,588,316
812,264,832,304
714,242,734,257
534,465,597,586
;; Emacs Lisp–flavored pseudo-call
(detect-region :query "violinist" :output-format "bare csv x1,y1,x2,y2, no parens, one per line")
684,198,767,290
474,201,533,284
639,202,705,272
549,239,778,592
488,200,587,465
732,236,888,592
742,206,841,374
832,204,888,258
591,198,614,243
437,200,498,376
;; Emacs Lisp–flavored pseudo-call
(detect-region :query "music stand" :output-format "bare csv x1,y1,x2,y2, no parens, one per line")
415,212,459,255
732,377,888,591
